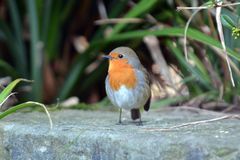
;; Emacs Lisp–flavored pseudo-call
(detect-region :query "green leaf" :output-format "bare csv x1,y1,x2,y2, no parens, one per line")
46,0,76,59
109,0,129,18
7,0,28,77
188,52,210,82
26,0,42,101
40,0,52,42
0,101,52,129
91,0,129,41
59,53,93,100
80,62,107,93
221,8,239,26
151,96,188,108
0,60,19,78
111,0,158,34
204,1,215,8
221,14,235,29
104,27,240,60
0,78,32,104
59,27,239,100
0,20,27,77
166,40,212,91
61,0,75,21
58,0,131,99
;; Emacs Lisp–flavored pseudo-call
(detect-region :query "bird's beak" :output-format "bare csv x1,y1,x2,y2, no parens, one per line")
102,55,112,60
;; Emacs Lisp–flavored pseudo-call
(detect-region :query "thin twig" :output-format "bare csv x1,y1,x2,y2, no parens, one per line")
219,2,240,7
215,1,235,86
177,2,240,10
144,115,240,131
179,1,239,86
177,6,209,11
27,101,53,130
0,92,17,108
97,0,108,19
183,8,203,61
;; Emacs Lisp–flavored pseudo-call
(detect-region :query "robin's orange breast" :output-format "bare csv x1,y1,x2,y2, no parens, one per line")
108,59,137,91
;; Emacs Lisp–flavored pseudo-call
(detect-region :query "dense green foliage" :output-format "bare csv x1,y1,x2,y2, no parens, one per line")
0,0,239,109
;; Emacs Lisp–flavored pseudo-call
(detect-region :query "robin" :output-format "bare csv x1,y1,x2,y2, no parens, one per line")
103,47,151,125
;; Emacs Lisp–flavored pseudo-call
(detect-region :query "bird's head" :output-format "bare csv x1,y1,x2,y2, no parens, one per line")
103,47,141,71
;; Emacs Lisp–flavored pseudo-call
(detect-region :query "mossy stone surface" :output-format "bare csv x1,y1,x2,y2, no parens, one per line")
0,108,239,160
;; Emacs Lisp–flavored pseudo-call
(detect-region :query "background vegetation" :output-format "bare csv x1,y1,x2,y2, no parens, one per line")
0,0,239,112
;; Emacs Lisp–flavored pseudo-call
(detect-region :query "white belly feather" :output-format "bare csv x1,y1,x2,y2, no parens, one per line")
113,85,137,109
105,74,150,110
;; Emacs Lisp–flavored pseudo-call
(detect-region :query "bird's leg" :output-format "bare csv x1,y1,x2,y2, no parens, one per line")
137,116,143,126
117,108,122,125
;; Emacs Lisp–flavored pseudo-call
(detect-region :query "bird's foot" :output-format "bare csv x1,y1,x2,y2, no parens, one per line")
116,122,122,125
136,120,143,126
116,120,123,125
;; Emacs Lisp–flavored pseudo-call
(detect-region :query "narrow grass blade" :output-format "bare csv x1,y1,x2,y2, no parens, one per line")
188,52,210,82
221,14,236,29
59,54,93,100
0,20,26,76
151,96,188,108
59,27,239,100
7,0,28,77
61,0,75,21
40,0,52,42
26,0,43,101
166,40,211,89
80,62,107,93
104,28,240,60
92,0,129,41
45,0,74,59
0,60,19,78
0,78,32,104
0,101,53,129
111,0,158,34
59,0,128,99
0,92,17,107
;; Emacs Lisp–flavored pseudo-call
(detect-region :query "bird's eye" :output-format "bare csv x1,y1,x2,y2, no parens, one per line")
118,54,123,58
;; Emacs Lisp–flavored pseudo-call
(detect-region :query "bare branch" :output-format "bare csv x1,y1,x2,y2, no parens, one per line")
215,1,235,86
177,6,209,11
144,115,240,132
97,0,108,19
183,8,203,61
219,2,240,7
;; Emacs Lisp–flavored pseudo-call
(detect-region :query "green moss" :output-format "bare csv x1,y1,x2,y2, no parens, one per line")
215,148,237,157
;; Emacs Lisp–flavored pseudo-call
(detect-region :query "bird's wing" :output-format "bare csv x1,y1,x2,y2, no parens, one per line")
144,93,151,111
142,67,151,111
